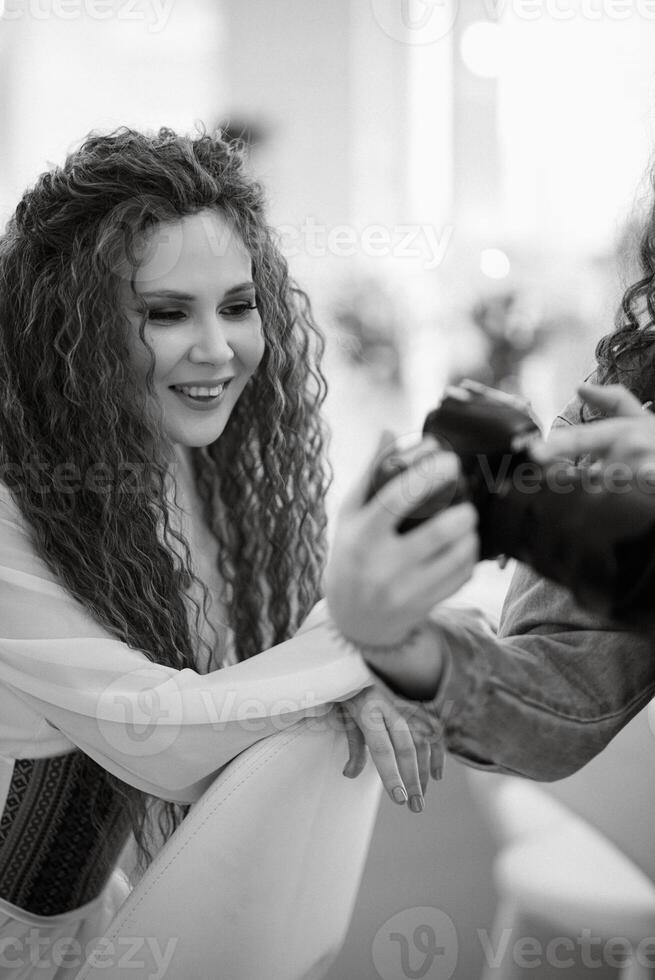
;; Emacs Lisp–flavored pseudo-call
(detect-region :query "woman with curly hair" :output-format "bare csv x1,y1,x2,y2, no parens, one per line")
0,126,478,975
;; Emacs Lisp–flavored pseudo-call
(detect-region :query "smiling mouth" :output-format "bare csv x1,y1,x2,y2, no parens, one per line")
169,380,232,404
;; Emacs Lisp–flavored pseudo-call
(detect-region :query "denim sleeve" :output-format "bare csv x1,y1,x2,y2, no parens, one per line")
425,393,655,781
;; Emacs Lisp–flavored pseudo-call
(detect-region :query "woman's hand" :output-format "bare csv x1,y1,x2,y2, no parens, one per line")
531,382,655,471
325,432,479,649
337,679,445,813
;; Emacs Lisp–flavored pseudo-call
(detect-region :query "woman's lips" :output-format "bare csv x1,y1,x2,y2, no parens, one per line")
169,379,232,411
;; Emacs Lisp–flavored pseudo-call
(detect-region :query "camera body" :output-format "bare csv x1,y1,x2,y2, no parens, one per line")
365,382,655,627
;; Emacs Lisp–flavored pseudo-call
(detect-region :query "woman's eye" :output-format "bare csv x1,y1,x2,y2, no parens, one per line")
145,301,258,323
221,302,258,319
147,309,185,323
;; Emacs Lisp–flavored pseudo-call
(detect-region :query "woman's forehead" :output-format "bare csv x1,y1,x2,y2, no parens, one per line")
130,211,252,289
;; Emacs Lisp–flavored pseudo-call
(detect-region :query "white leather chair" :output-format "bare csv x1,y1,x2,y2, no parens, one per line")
468,769,655,980
77,707,382,980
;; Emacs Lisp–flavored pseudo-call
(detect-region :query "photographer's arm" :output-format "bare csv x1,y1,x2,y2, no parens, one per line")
352,570,655,784
328,405,655,782
418,563,655,781
392,394,655,781
415,386,654,780
346,394,655,782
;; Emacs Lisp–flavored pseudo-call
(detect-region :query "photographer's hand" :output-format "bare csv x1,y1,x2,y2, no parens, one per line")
325,433,478,650
531,382,655,470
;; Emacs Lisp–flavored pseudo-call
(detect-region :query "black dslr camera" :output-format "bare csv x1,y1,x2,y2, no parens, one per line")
365,381,655,628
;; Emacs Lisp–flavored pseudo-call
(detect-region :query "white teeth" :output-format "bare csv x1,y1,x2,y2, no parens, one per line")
174,384,225,397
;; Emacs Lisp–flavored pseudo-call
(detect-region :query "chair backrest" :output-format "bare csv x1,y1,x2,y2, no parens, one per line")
77,707,382,980
466,768,576,847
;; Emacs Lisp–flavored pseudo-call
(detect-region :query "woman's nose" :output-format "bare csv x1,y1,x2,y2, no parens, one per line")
188,314,235,364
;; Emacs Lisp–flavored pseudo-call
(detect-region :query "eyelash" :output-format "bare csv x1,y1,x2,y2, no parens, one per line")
147,302,258,323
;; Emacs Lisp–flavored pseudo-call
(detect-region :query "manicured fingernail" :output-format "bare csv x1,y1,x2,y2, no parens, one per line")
433,767,443,781
392,786,408,804
409,795,424,813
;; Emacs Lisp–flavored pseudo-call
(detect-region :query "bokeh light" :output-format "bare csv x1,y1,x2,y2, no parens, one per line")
480,248,511,279
460,21,504,79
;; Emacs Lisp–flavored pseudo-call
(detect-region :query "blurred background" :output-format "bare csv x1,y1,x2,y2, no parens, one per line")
2,1,655,977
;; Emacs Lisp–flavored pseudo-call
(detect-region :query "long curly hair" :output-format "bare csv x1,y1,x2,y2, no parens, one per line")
0,126,333,874
594,160,655,405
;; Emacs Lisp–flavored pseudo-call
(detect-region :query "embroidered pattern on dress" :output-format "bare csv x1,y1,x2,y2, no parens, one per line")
0,751,131,916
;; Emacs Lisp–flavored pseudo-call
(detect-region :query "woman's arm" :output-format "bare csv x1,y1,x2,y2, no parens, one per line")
0,487,373,804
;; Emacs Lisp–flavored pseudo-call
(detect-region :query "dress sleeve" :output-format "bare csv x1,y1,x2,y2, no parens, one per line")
0,486,372,803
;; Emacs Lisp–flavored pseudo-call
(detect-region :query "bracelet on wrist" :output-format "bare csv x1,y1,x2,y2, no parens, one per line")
326,614,425,659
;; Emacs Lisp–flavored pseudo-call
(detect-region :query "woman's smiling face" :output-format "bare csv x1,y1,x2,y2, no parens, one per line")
121,208,265,449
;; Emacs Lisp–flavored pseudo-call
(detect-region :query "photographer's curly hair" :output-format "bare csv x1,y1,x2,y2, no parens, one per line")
0,126,332,875
593,160,655,408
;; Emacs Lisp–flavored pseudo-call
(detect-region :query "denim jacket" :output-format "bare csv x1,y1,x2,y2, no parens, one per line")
427,394,655,781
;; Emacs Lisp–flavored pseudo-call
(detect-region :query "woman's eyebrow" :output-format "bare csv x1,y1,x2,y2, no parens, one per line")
137,282,256,301
223,282,256,297
138,289,195,301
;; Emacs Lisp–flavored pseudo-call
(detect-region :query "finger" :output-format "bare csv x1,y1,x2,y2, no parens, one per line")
360,705,410,806
338,429,397,515
578,382,644,418
401,501,478,563
530,418,637,464
415,739,430,797
342,716,368,778
403,532,478,607
382,710,424,813
459,379,536,418
430,741,445,782
364,448,461,535
459,379,525,409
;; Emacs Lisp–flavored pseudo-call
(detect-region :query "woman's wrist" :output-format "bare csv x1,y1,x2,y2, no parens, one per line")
326,614,445,701
326,619,424,658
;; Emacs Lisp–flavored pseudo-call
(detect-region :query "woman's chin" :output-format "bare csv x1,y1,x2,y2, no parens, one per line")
167,424,227,448
161,386,236,447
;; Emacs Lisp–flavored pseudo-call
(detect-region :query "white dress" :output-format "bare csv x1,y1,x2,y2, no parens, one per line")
0,447,371,978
